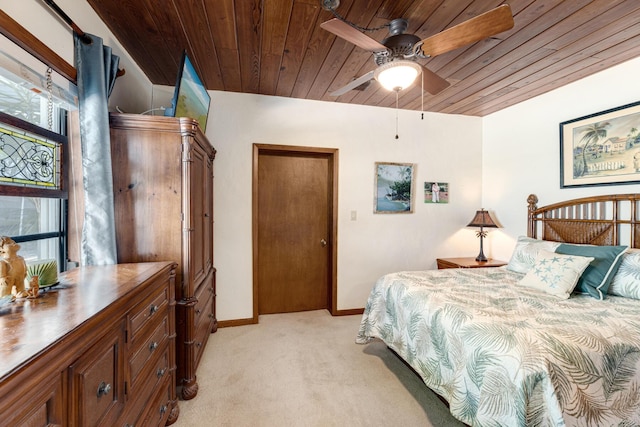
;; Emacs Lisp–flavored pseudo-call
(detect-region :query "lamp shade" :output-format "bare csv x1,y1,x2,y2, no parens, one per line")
467,209,499,228
374,60,422,92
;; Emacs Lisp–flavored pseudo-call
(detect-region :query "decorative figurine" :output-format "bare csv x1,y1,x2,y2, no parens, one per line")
26,275,39,299
0,236,29,299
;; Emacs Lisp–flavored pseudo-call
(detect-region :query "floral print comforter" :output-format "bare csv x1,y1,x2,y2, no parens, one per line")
356,268,640,426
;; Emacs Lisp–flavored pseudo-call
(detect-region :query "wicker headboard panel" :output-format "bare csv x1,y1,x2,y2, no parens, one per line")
527,194,640,248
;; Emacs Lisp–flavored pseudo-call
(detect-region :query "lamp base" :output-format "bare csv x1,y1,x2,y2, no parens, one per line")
475,254,488,262
476,233,488,262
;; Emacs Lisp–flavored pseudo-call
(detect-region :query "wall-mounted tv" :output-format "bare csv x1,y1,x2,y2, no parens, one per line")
165,51,211,132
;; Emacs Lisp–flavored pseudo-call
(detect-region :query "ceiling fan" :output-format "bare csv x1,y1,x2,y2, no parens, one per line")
320,2,515,97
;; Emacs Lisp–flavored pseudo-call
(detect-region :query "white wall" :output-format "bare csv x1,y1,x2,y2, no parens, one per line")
200,92,483,320
0,0,152,113
483,56,640,261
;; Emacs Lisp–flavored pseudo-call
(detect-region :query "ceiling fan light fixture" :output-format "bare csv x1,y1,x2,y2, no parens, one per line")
374,60,422,92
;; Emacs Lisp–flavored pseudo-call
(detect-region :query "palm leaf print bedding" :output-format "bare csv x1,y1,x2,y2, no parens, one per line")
356,267,640,426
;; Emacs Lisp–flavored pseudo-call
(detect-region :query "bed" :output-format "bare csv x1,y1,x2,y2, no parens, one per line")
356,194,640,426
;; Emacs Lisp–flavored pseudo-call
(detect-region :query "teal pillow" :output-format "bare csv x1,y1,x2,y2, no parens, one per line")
555,244,628,300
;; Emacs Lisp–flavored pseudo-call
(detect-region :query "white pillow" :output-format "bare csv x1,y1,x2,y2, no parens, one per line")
506,236,561,274
518,249,594,299
609,248,640,299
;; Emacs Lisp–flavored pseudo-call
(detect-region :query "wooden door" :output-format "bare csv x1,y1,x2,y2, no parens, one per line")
254,145,336,315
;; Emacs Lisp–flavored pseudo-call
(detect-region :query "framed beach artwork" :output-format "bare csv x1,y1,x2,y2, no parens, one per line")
424,182,449,203
560,100,640,188
374,162,415,214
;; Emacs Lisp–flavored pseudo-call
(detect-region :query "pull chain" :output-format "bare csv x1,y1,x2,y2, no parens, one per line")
421,72,424,120
395,90,399,140
46,67,53,130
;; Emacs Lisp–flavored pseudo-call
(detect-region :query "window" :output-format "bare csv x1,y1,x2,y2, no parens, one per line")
0,196,64,263
0,52,75,272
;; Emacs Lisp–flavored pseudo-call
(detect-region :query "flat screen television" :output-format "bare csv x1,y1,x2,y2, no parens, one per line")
165,51,211,132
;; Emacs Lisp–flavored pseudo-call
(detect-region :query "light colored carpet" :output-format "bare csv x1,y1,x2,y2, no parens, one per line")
174,309,465,427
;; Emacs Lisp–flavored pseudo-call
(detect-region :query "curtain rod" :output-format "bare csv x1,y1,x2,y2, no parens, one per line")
41,0,125,77
0,9,77,82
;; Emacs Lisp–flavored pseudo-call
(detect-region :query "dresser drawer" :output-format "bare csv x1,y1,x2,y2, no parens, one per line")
120,346,171,426
194,280,213,327
128,284,169,343
140,376,173,427
129,315,170,388
194,289,213,366
193,320,210,370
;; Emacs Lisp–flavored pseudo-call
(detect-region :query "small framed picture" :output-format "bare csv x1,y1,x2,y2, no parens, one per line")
374,162,415,213
424,182,449,203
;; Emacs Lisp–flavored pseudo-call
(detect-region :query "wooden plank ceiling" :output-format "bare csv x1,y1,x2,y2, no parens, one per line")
87,0,640,117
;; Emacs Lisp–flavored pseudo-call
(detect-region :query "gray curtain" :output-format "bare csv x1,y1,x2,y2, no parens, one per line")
74,33,119,266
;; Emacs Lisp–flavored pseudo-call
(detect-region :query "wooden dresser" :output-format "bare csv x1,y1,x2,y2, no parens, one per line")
109,113,217,400
0,262,178,426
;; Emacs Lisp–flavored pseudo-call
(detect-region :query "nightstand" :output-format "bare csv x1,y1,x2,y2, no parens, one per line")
436,257,507,269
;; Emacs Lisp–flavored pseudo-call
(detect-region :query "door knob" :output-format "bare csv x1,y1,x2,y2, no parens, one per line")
320,239,327,247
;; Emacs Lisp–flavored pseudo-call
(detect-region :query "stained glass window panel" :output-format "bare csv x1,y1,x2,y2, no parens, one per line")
0,123,61,189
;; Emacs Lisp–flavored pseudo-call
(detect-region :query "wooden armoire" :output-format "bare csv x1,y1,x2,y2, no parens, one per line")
109,113,217,400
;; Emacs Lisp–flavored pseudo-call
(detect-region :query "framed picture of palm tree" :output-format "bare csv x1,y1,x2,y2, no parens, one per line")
374,162,415,213
560,100,640,188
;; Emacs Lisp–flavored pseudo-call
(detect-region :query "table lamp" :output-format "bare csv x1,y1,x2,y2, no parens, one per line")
467,209,499,262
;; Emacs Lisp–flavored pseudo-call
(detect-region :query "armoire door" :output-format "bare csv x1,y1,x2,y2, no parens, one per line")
255,146,335,315
188,140,211,288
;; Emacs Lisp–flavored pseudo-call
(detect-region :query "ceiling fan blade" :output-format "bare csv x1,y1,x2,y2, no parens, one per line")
320,19,387,52
418,4,514,58
420,66,450,95
329,71,375,96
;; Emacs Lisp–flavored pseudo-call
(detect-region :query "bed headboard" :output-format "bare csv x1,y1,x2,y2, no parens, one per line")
527,193,640,248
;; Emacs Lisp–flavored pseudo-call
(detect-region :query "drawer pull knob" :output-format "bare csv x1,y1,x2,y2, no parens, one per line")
196,342,202,348
149,341,159,352
195,309,201,315
157,367,167,378
97,381,111,397
160,405,168,415
149,305,158,316
209,313,215,319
